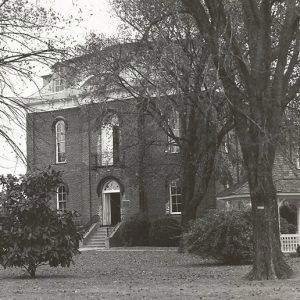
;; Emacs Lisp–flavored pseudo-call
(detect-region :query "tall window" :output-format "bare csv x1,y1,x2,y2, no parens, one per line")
53,75,65,92
57,186,67,212
99,115,120,166
168,110,180,153
52,66,66,92
169,180,182,214
56,120,66,163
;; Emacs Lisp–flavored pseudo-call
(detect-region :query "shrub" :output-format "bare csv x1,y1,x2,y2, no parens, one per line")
149,217,182,246
280,204,297,226
119,213,150,246
79,214,100,235
184,210,253,264
280,217,296,234
0,167,82,278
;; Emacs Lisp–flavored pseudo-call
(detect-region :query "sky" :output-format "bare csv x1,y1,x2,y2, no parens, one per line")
0,0,120,176
40,0,121,41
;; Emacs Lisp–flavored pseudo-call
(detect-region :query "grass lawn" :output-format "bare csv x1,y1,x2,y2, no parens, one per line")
1,249,300,299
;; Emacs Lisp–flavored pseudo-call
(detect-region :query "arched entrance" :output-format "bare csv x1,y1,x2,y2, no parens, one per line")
102,180,121,226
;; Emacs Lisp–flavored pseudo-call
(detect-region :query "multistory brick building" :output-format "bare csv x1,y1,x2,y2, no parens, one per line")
26,61,216,226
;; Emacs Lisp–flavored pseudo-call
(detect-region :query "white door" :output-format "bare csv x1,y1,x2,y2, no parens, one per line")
102,193,111,225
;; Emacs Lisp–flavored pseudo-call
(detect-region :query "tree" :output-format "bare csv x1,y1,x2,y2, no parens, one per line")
179,0,300,279
75,0,232,228
0,0,64,164
0,166,82,278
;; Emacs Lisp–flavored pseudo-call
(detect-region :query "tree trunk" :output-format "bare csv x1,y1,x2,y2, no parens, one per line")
137,100,147,213
178,152,201,253
246,160,292,279
181,150,216,228
28,263,37,278
239,125,293,279
181,160,198,229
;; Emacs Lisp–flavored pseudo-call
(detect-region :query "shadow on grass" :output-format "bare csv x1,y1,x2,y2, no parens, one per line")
0,273,80,280
179,261,252,268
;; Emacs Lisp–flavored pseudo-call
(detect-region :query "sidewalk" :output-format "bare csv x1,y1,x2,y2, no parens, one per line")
79,246,178,252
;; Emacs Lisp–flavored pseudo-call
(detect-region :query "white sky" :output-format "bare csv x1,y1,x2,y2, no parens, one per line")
0,0,120,175
40,0,121,40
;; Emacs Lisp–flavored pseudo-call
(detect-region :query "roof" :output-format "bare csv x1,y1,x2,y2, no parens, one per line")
217,153,300,200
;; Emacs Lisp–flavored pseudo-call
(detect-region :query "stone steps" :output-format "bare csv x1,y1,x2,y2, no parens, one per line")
83,226,111,248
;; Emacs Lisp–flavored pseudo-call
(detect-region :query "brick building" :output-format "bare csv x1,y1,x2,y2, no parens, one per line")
26,61,216,227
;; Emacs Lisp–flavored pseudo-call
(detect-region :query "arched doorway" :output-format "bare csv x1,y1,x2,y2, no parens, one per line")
102,180,121,226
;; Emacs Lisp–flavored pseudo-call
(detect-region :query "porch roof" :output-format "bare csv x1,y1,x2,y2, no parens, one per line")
217,154,300,201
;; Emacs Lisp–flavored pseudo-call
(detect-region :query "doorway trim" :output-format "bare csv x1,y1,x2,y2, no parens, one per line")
101,179,121,226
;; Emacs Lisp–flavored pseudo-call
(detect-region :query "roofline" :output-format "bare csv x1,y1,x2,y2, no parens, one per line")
217,192,300,201
216,194,250,201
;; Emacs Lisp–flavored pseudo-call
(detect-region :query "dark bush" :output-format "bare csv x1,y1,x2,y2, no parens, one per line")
280,204,297,226
280,217,296,234
149,217,182,246
119,213,150,246
296,245,300,256
0,167,82,278
184,210,253,264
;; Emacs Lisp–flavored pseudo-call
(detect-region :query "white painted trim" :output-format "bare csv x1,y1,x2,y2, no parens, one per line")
217,192,300,201
216,194,250,201
25,88,136,112
169,180,182,215
55,120,66,164
103,190,120,194
277,193,300,197
55,161,67,165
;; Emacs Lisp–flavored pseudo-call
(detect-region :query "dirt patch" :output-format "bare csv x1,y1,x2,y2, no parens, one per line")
0,250,300,299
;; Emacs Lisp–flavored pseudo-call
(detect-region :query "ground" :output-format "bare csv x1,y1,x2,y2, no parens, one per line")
1,248,300,299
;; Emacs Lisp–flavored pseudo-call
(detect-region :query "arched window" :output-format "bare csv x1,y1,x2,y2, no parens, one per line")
169,180,182,214
57,185,67,212
98,114,120,166
55,120,66,163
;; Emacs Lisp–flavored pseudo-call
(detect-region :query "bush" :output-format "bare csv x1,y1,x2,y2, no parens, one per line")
280,204,297,226
0,167,82,278
184,210,253,264
280,217,296,234
120,213,150,246
149,217,182,246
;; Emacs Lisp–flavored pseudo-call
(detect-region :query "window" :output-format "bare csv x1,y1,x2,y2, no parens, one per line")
52,74,66,92
55,120,66,163
168,110,180,153
169,180,182,214
57,186,67,212
98,115,120,166
52,66,66,92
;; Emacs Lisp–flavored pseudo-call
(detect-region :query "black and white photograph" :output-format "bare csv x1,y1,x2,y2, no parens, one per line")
1,0,300,299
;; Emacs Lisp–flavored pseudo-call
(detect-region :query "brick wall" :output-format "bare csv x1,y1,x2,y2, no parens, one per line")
27,100,216,225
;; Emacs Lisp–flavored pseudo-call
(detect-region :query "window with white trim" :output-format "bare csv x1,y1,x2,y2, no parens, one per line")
168,110,180,153
169,180,182,214
55,120,66,163
57,185,67,212
52,74,66,92
52,66,66,92
98,115,120,166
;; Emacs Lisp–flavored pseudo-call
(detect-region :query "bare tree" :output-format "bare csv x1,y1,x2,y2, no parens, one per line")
74,0,233,228
178,0,300,279
0,0,65,165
